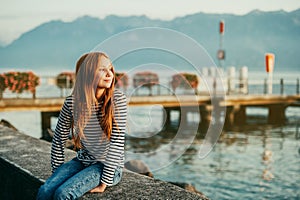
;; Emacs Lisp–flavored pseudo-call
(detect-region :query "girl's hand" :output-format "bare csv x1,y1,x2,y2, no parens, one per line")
90,183,107,193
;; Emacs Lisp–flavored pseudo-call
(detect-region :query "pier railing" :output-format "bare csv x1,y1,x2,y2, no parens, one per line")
0,76,299,99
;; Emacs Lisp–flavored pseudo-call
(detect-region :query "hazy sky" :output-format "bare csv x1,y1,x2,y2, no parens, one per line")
1,0,300,45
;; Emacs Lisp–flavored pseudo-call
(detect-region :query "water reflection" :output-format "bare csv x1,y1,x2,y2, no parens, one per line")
126,119,300,162
260,129,274,188
126,120,300,199
125,120,199,171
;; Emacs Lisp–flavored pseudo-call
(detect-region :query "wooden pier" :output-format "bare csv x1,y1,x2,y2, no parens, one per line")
0,94,299,140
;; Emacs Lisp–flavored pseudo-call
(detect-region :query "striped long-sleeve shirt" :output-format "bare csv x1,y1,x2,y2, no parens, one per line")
50,90,127,186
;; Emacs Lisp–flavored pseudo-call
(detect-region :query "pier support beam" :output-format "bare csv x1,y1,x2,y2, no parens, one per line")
235,106,246,125
225,106,234,129
41,111,59,141
268,104,286,124
179,108,188,126
199,106,212,133
225,105,246,129
163,107,172,127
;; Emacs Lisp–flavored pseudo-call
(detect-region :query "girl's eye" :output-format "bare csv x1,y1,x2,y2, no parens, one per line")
99,67,113,73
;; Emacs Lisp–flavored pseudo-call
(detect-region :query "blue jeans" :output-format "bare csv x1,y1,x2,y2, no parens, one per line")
36,158,122,200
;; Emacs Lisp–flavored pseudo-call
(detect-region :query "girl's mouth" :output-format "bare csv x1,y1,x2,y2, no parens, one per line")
103,78,112,81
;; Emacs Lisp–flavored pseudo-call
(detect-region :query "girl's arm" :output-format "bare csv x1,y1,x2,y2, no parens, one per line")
101,91,127,186
50,97,73,173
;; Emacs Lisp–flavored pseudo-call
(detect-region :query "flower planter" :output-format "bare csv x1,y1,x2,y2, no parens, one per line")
56,72,75,89
171,73,199,94
1,71,40,99
56,72,75,97
133,71,159,96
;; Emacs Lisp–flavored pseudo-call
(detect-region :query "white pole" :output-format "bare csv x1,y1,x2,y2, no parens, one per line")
268,72,273,94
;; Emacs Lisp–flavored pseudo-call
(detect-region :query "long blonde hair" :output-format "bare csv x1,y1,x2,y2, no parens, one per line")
72,52,115,149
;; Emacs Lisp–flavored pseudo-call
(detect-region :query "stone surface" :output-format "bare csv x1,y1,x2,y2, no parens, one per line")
0,125,208,199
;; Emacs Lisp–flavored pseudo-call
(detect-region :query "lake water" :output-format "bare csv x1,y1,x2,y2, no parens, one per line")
1,70,299,199
153,114,300,200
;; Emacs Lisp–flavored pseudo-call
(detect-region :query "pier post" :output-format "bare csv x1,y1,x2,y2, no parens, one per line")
297,78,299,95
41,111,59,141
225,106,234,129
280,78,284,95
264,79,267,94
199,105,212,132
268,104,286,124
239,67,248,94
225,105,246,128
235,106,246,125
179,108,188,126
163,107,172,127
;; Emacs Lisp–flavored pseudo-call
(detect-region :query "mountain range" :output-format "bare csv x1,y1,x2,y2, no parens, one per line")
0,9,299,73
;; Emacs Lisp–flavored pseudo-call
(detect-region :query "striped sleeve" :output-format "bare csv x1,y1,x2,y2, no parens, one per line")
50,96,73,173
101,90,127,185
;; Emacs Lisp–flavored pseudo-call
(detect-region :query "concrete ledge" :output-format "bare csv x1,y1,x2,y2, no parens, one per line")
0,125,208,199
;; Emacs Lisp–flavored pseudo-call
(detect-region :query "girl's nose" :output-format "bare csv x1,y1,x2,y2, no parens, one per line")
106,71,113,77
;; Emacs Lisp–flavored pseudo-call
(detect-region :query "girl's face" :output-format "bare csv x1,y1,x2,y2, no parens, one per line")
96,56,114,89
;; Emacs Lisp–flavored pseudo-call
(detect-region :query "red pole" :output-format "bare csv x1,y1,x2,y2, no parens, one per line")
219,21,225,35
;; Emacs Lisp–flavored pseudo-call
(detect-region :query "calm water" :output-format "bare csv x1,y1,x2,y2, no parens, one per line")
153,122,300,199
126,106,300,200
1,70,299,199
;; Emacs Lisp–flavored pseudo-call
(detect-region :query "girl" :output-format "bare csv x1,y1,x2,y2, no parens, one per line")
37,52,127,199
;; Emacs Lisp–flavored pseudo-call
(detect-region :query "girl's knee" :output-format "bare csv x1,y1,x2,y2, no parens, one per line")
36,184,52,200
53,186,69,200
53,186,81,200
